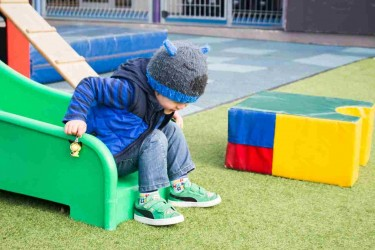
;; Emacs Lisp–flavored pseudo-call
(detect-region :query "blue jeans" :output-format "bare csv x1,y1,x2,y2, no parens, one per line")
117,122,195,192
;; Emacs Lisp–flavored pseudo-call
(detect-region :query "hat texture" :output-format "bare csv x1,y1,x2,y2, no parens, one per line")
147,40,209,103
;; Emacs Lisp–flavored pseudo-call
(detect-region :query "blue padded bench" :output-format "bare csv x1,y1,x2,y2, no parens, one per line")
30,24,167,83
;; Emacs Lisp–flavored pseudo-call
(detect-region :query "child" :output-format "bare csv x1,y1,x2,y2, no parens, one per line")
63,40,221,226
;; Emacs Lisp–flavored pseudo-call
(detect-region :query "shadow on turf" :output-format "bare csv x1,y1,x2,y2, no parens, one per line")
0,189,70,215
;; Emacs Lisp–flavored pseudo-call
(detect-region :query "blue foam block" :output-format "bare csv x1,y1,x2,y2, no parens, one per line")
30,25,167,84
228,108,276,148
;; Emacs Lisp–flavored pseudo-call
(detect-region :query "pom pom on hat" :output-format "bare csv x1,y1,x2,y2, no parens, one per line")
147,40,209,103
200,45,210,54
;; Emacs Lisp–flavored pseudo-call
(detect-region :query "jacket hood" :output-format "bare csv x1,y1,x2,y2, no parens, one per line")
111,58,156,98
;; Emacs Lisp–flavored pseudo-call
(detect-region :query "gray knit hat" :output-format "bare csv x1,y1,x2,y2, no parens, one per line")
147,40,210,103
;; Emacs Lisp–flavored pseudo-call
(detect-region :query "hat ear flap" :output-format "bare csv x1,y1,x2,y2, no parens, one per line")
163,39,177,56
200,45,210,54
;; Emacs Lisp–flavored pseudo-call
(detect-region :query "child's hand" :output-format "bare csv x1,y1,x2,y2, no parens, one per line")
173,111,184,129
64,120,87,137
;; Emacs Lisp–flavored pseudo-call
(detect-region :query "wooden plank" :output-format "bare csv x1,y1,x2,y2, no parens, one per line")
0,0,29,3
28,32,84,65
55,56,86,64
26,27,57,33
0,4,53,32
57,62,98,87
0,2,98,87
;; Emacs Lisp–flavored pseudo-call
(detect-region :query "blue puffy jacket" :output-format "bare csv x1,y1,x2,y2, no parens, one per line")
63,58,173,163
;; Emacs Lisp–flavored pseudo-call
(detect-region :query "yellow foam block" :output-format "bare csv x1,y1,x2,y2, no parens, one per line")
273,114,363,187
336,106,375,166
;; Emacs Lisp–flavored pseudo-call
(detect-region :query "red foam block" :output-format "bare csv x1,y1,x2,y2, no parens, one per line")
225,142,273,175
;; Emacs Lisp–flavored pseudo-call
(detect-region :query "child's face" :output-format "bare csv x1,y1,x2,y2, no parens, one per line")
155,92,188,114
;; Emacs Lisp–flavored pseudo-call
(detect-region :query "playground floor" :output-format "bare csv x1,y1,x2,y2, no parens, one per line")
2,20,375,248
47,24,375,115
2,58,375,249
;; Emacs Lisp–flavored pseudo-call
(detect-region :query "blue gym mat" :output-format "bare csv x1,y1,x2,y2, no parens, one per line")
30,24,167,83
167,34,375,116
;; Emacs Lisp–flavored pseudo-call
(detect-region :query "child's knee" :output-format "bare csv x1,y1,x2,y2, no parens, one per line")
148,129,168,148
169,121,180,131
163,121,183,137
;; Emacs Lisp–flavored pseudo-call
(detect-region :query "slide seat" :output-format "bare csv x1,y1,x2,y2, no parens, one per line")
0,61,166,230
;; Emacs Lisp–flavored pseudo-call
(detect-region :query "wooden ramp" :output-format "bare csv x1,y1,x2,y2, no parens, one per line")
0,0,98,88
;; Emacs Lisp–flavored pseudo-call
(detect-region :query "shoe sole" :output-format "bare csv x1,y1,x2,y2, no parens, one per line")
134,214,184,226
169,195,222,208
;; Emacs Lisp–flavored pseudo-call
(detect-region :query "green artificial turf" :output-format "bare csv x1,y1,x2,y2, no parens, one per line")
1,59,375,249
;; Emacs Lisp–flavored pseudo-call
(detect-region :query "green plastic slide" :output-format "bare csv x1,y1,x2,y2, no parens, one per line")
0,61,158,230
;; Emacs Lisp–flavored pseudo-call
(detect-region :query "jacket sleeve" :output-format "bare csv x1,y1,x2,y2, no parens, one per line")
63,76,132,123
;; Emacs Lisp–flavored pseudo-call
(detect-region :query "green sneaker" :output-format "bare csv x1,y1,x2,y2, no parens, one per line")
168,181,222,208
134,194,184,226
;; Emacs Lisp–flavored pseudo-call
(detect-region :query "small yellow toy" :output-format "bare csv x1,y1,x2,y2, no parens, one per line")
69,137,82,157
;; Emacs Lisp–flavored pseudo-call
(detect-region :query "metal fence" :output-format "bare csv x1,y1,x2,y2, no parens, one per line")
42,0,283,27
161,0,227,25
44,0,153,22
161,0,282,26
232,0,283,26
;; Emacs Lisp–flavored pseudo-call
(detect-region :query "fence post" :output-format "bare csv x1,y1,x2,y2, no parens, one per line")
33,0,46,16
160,0,165,24
153,0,160,23
33,0,41,14
282,0,287,29
40,0,46,17
227,0,233,27
148,0,153,23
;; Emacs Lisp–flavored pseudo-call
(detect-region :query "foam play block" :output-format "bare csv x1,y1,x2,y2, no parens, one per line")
225,143,273,174
225,91,375,187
